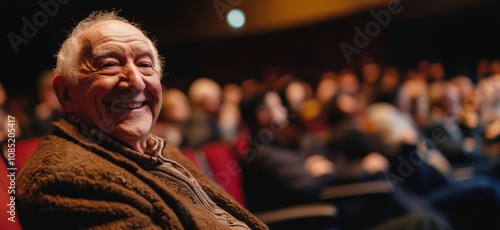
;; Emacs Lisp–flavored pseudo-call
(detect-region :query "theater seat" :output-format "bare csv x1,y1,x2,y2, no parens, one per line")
13,136,44,172
181,141,341,229
179,147,200,168
0,158,22,230
0,136,43,230
181,141,246,207
254,203,339,230
201,141,246,207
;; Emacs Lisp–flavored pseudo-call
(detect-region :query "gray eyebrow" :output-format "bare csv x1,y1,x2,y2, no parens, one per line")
93,47,154,61
93,48,116,59
135,50,155,61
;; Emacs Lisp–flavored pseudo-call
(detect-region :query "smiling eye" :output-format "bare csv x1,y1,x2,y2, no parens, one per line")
101,62,118,68
138,62,153,68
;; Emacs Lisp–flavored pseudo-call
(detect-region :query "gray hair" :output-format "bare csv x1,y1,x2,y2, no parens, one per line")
54,10,164,84
365,102,416,155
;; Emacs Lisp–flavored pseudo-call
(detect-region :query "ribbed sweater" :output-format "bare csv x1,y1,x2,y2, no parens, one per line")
17,119,268,229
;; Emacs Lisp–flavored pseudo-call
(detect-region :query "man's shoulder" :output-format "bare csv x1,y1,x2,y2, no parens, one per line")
17,134,99,180
17,125,128,188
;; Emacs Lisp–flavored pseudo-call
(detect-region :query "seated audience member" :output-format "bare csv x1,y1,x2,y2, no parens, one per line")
428,62,446,82
239,84,335,213
323,91,390,181
184,77,223,150
336,69,370,119
449,76,474,103
219,83,243,146
417,59,431,80
239,84,450,230
489,59,500,76
365,102,500,230
31,69,63,136
275,76,315,133
315,71,338,105
475,59,490,83
337,69,361,95
396,73,430,129
17,11,267,229
304,71,339,138
426,81,483,166
218,102,242,146
476,73,500,164
372,66,402,105
450,76,484,152
360,62,382,104
0,82,25,145
152,88,191,147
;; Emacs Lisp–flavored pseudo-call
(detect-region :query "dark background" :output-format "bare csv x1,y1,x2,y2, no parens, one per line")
1,0,499,102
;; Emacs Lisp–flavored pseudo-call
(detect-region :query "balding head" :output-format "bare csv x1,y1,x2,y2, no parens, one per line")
55,11,164,85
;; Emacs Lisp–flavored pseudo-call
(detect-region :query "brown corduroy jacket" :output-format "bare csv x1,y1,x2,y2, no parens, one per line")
17,119,268,230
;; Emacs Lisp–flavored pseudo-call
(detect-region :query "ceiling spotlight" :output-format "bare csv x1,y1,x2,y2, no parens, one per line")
227,9,245,29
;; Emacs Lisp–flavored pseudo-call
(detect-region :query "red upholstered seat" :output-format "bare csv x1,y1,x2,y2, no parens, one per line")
179,147,200,168
181,141,246,207
13,136,44,172
0,136,44,230
201,141,246,207
0,159,22,230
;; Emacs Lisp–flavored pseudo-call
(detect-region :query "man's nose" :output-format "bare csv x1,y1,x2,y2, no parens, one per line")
119,63,146,92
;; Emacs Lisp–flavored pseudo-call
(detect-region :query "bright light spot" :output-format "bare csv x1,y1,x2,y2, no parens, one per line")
227,9,245,29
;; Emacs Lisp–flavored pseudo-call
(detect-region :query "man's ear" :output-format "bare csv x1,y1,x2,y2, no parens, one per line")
52,75,72,114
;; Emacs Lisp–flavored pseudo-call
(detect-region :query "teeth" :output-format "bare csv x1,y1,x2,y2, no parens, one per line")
111,102,143,109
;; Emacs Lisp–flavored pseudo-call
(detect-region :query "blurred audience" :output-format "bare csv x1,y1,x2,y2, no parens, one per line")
315,71,338,105
489,59,500,76
307,71,338,139
373,65,403,104
0,83,8,144
360,62,382,104
417,59,431,79
475,59,489,83
219,83,243,145
152,88,191,147
426,81,482,165
337,69,360,95
239,81,450,230
323,91,390,181
31,69,63,136
429,62,446,82
0,83,27,161
397,74,429,129
365,102,500,229
239,83,335,213
184,77,223,150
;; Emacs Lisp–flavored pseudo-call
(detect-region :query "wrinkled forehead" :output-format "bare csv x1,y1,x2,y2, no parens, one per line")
89,20,143,36
82,20,153,50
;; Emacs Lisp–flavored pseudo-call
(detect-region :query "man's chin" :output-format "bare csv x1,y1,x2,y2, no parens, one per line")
113,125,151,141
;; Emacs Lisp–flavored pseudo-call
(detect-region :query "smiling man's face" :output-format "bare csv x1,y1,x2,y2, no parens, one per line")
62,20,162,149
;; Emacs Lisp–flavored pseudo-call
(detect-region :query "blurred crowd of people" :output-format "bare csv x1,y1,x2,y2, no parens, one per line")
151,57,500,174
149,56,500,229
0,69,63,144
2,56,500,229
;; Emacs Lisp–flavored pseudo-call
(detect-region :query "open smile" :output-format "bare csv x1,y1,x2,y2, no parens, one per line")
106,101,147,109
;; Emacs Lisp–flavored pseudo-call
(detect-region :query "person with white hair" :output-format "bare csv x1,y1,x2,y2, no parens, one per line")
16,11,267,229
183,77,223,149
426,81,484,166
365,102,500,230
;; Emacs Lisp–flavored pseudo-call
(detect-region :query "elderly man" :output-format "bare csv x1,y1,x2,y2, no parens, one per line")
17,11,266,229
